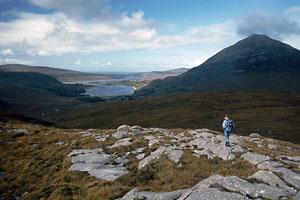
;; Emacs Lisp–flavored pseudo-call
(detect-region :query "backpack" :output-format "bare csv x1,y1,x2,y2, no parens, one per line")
225,119,234,131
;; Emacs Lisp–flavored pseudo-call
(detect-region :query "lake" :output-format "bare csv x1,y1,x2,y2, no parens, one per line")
82,83,135,97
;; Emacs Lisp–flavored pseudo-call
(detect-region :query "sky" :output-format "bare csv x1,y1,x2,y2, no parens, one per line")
0,0,300,72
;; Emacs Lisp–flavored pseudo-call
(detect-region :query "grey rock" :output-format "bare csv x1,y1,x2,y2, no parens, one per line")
268,144,278,151
249,133,261,138
8,129,30,134
138,146,167,169
117,125,130,132
254,140,265,148
241,152,270,165
166,150,184,163
278,156,300,167
257,161,284,170
294,191,300,200
109,138,132,148
185,188,248,200
191,175,291,200
68,148,128,181
55,141,65,146
250,170,297,194
271,167,300,189
136,153,145,161
118,188,188,200
112,131,128,139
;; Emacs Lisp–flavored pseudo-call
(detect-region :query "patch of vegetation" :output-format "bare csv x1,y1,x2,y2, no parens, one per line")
57,91,300,144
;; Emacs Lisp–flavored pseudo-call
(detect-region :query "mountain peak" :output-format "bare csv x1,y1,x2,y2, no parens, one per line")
136,35,300,96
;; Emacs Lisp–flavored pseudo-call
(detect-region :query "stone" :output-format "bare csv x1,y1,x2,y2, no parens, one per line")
166,150,184,163
117,125,130,132
241,152,270,165
112,131,128,139
254,140,265,148
257,161,284,170
191,175,292,200
109,138,132,148
8,129,30,135
249,133,261,138
294,191,300,200
278,156,300,167
184,188,248,200
136,153,145,161
268,144,278,151
55,141,65,146
117,188,188,200
270,167,300,189
138,146,167,169
250,170,297,194
68,148,128,181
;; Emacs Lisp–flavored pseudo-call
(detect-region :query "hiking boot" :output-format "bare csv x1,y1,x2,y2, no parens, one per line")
225,143,230,147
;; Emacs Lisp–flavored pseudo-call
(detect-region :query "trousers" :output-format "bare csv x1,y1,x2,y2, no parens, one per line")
224,129,231,144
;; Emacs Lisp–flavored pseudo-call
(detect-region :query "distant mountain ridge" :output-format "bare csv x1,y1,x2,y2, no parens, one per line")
133,68,189,80
136,34,300,96
0,64,114,82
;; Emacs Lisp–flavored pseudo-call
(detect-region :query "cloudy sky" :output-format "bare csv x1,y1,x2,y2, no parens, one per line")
0,0,300,72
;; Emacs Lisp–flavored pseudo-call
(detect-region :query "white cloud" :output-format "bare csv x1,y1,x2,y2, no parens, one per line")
285,6,300,13
0,58,32,65
0,9,236,57
0,48,14,55
31,0,111,20
237,12,300,39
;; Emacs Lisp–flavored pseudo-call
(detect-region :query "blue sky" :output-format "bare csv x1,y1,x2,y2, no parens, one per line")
0,0,300,72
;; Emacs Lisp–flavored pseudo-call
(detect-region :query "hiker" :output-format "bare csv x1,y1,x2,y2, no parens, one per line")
222,115,234,147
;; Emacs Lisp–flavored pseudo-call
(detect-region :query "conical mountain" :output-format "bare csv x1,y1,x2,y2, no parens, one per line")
136,34,300,96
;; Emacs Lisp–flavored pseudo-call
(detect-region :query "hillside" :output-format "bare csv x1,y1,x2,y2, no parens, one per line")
0,64,115,82
0,71,96,120
135,34,300,97
1,120,300,199
133,68,189,80
57,91,300,144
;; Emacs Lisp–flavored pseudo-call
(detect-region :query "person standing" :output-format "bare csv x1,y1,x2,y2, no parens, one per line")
222,115,234,147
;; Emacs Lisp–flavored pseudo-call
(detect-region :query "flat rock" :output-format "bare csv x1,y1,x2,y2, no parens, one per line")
68,148,128,181
191,175,292,200
109,138,132,148
257,161,284,170
8,129,30,134
117,188,188,200
250,170,297,194
249,133,261,138
117,125,130,132
166,149,184,163
241,152,270,165
184,188,248,200
268,144,278,150
138,146,167,169
112,131,128,139
271,167,300,189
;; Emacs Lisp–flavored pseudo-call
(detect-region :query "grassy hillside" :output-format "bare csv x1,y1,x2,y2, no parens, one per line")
0,64,116,82
57,91,300,143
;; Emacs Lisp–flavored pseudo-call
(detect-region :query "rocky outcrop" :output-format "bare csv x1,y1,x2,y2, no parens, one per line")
68,148,128,181
64,125,300,199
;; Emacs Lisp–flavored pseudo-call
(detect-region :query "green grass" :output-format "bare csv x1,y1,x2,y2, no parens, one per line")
56,91,300,143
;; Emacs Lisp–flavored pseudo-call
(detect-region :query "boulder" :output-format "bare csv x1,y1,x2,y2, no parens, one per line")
249,170,297,194
109,138,132,148
117,188,188,200
241,152,270,165
138,146,167,169
184,188,248,200
68,148,128,181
